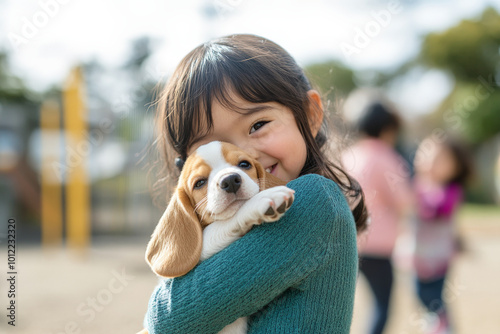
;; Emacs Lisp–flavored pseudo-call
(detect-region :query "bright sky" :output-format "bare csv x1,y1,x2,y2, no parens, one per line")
1,0,498,116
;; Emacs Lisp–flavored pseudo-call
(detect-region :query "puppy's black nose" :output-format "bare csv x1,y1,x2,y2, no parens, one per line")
220,174,242,194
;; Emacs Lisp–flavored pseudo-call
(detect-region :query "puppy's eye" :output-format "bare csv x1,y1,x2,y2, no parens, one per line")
194,179,207,190
238,160,252,169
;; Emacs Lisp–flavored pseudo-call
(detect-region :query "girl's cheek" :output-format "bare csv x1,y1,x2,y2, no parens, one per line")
251,121,276,139
252,131,273,148
265,120,287,135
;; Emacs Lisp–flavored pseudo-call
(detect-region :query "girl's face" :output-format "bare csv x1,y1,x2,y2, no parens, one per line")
416,142,458,184
188,90,320,182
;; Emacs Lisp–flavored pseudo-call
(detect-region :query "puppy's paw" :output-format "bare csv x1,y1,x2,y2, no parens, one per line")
254,186,295,223
236,186,294,229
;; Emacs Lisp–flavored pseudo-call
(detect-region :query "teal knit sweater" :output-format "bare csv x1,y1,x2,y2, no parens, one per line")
144,174,358,333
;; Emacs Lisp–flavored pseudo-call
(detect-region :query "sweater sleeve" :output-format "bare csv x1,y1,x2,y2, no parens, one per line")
144,174,358,334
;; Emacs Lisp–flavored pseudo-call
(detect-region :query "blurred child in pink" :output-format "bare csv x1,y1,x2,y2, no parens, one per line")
412,136,472,334
343,101,413,334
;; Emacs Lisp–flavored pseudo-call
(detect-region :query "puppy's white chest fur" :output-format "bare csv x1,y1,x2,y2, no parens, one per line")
145,141,294,334
197,142,294,334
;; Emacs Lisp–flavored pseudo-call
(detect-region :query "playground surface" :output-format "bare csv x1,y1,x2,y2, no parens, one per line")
0,205,499,334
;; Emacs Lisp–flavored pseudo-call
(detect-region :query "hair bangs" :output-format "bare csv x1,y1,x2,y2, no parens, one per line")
185,45,287,146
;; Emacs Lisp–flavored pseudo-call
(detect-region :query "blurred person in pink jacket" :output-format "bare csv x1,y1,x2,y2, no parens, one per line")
343,101,413,334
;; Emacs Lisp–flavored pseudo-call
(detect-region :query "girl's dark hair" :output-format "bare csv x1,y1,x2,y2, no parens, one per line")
152,34,368,232
356,102,401,138
442,137,473,186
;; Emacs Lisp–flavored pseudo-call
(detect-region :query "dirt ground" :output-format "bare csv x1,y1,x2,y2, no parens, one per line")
351,208,500,334
1,208,499,334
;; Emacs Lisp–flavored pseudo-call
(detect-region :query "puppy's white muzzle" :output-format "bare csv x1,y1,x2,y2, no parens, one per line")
207,167,260,220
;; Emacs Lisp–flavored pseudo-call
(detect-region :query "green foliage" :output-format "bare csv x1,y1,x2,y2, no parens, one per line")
421,7,500,81
0,52,39,103
430,81,499,144
304,60,356,102
419,7,500,145
466,90,500,144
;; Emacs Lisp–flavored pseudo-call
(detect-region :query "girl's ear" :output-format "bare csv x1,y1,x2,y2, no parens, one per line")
307,90,324,137
145,187,203,278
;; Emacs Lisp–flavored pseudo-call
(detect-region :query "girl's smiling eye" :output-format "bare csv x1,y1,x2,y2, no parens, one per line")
250,121,270,134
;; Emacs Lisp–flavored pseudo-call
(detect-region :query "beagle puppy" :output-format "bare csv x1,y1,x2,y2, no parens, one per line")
143,141,295,334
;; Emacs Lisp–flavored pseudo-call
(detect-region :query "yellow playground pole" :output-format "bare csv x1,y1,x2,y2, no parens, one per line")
40,100,63,247
63,66,90,251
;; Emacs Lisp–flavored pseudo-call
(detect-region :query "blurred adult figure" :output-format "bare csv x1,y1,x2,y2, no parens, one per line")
342,98,413,334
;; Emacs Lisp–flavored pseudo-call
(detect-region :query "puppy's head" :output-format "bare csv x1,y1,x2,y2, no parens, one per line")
146,141,284,278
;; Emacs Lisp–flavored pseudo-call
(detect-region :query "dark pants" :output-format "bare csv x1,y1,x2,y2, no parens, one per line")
359,256,393,334
416,277,446,315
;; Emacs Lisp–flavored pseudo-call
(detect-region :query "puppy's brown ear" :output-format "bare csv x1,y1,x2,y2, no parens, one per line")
255,160,286,190
145,188,202,278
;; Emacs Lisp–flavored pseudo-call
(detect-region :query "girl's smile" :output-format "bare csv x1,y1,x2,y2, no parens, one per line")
188,90,308,182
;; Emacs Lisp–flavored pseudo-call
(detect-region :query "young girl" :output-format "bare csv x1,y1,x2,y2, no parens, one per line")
412,136,472,334
144,34,368,333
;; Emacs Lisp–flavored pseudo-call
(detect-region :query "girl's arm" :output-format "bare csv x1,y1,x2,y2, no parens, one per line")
144,174,358,333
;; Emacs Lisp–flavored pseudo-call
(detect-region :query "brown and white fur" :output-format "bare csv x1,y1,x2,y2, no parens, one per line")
143,141,295,334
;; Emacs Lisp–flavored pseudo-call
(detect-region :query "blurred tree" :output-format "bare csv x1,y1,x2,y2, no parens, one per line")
421,7,500,81
0,52,39,103
0,51,41,229
420,7,500,144
123,36,154,70
304,60,356,103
